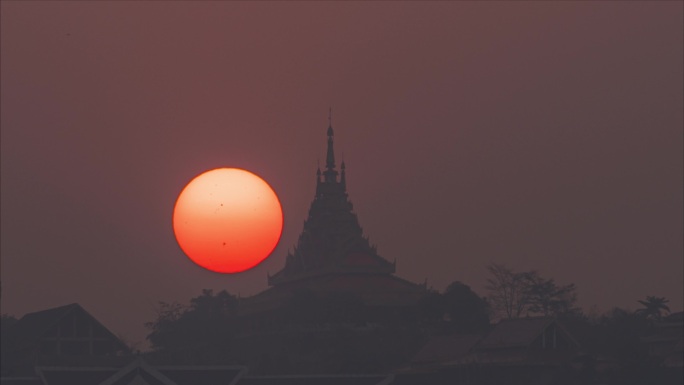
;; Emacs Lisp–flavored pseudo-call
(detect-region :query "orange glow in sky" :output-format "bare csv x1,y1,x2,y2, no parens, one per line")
172,168,283,273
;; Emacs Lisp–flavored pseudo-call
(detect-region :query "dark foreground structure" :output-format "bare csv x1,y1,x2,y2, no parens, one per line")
3,124,682,384
3,302,682,384
239,120,427,319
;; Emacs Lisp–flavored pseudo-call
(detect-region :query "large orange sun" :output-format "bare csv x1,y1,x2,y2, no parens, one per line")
173,168,283,273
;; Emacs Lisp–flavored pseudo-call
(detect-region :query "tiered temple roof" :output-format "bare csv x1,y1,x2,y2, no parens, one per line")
267,119,396,286
240,117,425,316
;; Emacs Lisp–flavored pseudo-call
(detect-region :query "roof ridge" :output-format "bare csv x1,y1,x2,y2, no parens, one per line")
21,303,79,317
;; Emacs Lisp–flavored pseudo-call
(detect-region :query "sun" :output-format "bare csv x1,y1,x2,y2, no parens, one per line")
172,168,283,273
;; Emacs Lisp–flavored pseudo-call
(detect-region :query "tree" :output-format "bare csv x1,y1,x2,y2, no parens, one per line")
417,289,445,324
145,301,188,349
523,273,578,316
485,263,578,319
485,263,529,319
442,281,490,331
145,289,238,350
635,296,670,321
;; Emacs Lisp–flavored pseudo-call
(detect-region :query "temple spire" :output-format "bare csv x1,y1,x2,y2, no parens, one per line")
316,159,321,183
326,108,335,171
323,109,338,183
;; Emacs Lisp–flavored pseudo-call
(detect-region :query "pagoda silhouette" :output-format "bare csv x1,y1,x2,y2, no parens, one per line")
240,116,426,318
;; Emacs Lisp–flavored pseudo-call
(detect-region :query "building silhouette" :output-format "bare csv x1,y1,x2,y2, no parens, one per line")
240,119,426,318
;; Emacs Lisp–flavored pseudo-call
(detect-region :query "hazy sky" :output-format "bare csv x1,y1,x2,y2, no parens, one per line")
2,2,682,348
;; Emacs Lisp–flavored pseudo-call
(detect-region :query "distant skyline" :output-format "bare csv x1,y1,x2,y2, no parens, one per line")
2,1,682,348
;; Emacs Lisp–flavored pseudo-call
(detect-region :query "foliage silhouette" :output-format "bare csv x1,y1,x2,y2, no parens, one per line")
485,263,578,319
635,296,670,321
442,281,490,331
522,273,578,316
485,263,529,319
145,289,238,350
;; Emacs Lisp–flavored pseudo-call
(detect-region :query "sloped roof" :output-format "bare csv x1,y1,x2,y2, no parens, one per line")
475,317,578,350
0,378,43,385
237,374,391,385
411,333,484,364
241,273,426,315
158,366,245,385
344,253,385,267
37,367,120,385
98,358,177,385
35,359,246,385
8,304,78,345
8,303,127,352
641,326,684,343
391,372,453,385
34,355,135,368
269,126,399,287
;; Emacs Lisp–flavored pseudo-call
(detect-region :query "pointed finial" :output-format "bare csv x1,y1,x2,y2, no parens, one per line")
325,110,336,172
327,108,334,137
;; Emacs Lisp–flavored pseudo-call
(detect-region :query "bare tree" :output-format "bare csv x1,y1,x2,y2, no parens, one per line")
485,263,529,319
486,263,578,319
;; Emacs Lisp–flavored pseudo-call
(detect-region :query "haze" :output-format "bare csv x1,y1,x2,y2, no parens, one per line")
1,1,682,348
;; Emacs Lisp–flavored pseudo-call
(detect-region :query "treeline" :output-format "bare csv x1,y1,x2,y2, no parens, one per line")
145,289,239,350
142,263,673,355
0,263,676,378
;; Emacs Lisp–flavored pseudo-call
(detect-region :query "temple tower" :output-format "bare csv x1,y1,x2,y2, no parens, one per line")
241,116,426,318
268,118,395,286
